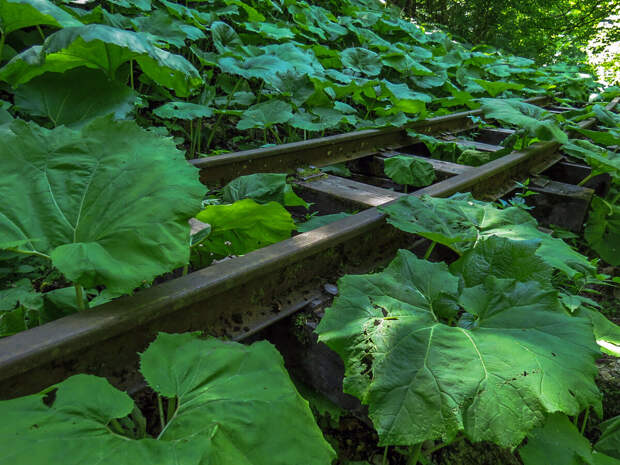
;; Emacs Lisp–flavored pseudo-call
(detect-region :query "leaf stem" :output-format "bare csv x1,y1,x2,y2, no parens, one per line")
35,25,45,41
382,446,389,465
129,59,134,91
166,397,177,424
408,443,423,465
205,79,242,151
425,435,465,455
423,241,436,260
157,394,166,431
580,407,590,435
109,418,125,435
270,126,282,144
577,172,597,187
74,283,86,311
0,31,5,65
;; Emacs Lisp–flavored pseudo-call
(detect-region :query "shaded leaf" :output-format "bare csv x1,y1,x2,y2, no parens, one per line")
222,173,307,208
0,25,202,96
383,155,435,187
153,101,213,120
297,213,353,233
14,68,135,126
0,0,81,35
341,47,382,76
237,99,293,130
481,98,567,143
0,333,335,465
211,20,242,53
519,413,619,465
585,194,620,266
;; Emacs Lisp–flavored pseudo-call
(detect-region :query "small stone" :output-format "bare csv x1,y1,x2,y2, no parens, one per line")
324,283,338,295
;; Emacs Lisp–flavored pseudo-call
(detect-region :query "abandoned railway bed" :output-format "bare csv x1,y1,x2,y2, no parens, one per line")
0,95,617,400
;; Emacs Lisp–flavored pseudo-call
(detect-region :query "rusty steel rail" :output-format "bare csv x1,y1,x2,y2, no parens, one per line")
0,96,615,399
191,95,550,186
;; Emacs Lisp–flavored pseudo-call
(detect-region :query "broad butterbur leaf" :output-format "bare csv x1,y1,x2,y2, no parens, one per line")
597,416,620,459
0,24,202,96
574,127,620,147
341,47,382,76
0,0,81,35
14,68,136,126
450,236,553,287
316,249,601,448
593,104,620,128
195,199,295,256
519,413,620,465
131,10,205,48
237,99,293,130
222,173,308,208
379,194,594,278
0,117,205,294
585,195,620,266
473,78,524,97
0,333,335,465
297,213,354,233
580,308,620,357
563,140,620,184
211,20,242,53
481,98,567,143
383,155,435,187
153,101,214,120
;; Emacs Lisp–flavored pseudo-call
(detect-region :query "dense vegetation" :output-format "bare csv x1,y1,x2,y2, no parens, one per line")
0,0,619,464
386,0,620,72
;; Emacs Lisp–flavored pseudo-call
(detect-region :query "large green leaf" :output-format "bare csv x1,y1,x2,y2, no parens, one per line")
0,0,81,35
217,55,293,89
480,98,568,143
584,195,620,266
341,47,382,76
473,78,524,97
592,104,620,128
0,333,335,465
211,20,242,53
563,140,620,183
0,25,202,96
0,117,205,294
379,194,594,278
383,155,435,187
0,278,42,336
581,308,620,357
316,249,601,448
450,236,553,287
131,10,205,48
597,416,620,459
574,127,620,147
297,213,354,233
153,101,214,120
237,99,293,130
195,199,295,256
243,21,295,40
222,173,307,208
13,68,136,127
519,413,620,465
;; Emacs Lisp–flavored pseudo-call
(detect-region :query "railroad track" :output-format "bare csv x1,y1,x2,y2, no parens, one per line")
0,95,617,399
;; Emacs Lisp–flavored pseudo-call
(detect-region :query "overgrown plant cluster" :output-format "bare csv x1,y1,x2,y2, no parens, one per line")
0,0,619,463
